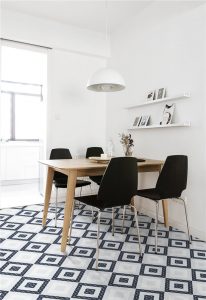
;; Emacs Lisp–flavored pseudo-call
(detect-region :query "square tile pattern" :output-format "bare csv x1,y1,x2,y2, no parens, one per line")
0,203,206,299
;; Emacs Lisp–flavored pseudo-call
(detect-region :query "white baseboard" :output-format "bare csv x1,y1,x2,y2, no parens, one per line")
140,206,206,242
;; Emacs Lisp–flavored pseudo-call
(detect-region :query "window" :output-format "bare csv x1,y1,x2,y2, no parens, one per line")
1,81,43,141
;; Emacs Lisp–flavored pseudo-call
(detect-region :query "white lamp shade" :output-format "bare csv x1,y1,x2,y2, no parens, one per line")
87,68,125,92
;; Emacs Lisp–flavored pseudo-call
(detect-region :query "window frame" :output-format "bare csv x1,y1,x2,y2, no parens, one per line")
1,80,43,141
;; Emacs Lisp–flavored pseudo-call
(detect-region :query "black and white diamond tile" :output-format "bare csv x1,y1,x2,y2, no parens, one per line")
0,262,31,276
135,289,164,300
140,264,166,278
9,231,35,241
22,242,50,253
192,269,206,282
0,249,17,261
53,267,85,282
100,240,123,251
88,259,115,272
165,278,193,294
191,250,206,259
16,210,38,217
118,251,142,263
36,254,66,266
169,239,190,248
0,215,11,221
145,244,168,255
82,230,105,240
109,272,138,288
11,277,49,294
72,283,106,299
167,256,191,268
0,222,23,231
0,291,8,300
125,233,147,245
70,246,96,258
0,203,206,299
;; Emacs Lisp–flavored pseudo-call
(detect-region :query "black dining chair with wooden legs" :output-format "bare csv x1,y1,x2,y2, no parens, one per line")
73,157,142,269
50,148,91,227
136,155,191,253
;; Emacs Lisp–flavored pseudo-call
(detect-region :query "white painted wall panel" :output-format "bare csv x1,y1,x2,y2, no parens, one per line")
107,2,206,240
47,49,106,158
0,143,39,180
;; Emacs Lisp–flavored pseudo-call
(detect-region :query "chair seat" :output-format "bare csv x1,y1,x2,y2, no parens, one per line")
75,194,99,208
137,188,162,201
89,176,102,185
137,188,182,200
54,179,91,189
75,194,128,210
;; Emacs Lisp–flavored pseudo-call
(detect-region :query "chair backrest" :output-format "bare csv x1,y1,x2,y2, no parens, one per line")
97,157,138,209
49,148,72,181
155,155,188,198
86,147,104,158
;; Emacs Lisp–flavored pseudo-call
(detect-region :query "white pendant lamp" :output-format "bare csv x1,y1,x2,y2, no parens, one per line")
87,2,125,92
87,68,125,92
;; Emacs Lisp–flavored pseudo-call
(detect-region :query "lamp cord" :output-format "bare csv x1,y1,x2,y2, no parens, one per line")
105,0,110,46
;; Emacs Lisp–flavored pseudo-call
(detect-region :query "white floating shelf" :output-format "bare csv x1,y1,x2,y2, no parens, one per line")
125,92,190,109
128,122,191,130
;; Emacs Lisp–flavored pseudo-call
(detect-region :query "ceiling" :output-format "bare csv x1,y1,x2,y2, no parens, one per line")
1,0,153,33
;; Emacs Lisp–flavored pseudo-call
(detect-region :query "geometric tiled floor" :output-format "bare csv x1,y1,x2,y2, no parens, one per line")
0,203,206,299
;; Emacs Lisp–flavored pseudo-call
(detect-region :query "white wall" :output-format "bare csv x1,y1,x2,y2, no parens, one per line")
0,142,39,181
107,2,206,240
1,9,107,159
1,9,108,58
47,49,106,157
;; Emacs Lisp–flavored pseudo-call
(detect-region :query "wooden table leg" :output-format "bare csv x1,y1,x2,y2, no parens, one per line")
42,167,54,226
61,170,77,253
162,200,169,227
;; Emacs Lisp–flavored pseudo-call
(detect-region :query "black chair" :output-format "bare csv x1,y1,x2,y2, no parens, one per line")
86,147,104,186
74,157,142,269
137,155,190,253
50,148,91,226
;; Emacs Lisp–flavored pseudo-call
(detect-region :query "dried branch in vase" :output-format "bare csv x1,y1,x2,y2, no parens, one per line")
119,133,134,156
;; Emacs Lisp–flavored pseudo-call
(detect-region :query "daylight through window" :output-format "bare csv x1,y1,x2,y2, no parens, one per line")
1,80,43,141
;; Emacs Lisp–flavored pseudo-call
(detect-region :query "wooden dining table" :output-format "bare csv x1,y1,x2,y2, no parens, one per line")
40,158,166,252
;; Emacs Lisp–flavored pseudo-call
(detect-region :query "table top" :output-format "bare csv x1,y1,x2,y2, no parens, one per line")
39,158,164,171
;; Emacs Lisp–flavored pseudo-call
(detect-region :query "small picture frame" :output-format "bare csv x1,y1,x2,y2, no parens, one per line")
146,90,155,101
160,103,175,125
132,116,142,128
156,88,166,100
139,115,150,127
